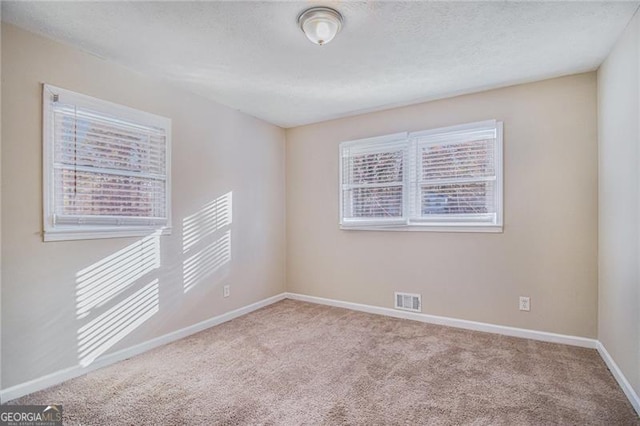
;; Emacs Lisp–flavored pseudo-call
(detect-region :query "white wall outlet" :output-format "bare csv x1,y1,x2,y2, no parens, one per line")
223,285,230,298
519,296,530,311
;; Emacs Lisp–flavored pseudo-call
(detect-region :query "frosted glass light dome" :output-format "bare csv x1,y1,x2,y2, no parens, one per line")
298,7,343,46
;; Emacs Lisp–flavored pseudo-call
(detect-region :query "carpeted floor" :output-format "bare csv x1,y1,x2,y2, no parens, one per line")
9,300,639,425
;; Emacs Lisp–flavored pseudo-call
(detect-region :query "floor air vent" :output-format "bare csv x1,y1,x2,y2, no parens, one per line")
395,292,421,312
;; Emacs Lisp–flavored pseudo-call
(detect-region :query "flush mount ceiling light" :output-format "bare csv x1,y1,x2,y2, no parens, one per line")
297,6,343,46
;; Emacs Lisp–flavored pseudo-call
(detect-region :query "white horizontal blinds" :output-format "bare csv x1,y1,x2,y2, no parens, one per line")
341,137,407,223
339,122,501,230
52,97,168,226
415,128,497,223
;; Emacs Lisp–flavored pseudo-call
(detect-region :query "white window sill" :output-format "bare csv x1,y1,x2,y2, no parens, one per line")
340,224,503,233
43,226,172,242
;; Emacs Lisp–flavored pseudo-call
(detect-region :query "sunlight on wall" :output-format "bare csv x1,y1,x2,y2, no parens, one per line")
182,192,232,293
77,279,159,367
75,231,161,319
182,192,232,253
183,230,231,293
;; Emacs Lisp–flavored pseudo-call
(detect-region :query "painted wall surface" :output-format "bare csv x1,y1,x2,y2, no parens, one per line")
286,73,598,338
1,24,286,388
0,14,3,390
597,10,640,396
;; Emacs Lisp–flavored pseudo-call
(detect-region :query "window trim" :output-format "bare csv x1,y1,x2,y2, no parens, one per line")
339,120,503,233
42,84,172,242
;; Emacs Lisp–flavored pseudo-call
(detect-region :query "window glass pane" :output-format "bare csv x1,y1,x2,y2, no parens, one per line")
346,150,403,184
54,169,166,218
421,139,494,181
421,181,494,215
54,109,166,176
343,185,403,219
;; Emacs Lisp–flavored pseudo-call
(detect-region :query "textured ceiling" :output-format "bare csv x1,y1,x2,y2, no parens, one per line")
2,1,639,128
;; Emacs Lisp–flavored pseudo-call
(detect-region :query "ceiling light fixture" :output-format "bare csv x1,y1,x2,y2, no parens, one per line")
297,6,343,46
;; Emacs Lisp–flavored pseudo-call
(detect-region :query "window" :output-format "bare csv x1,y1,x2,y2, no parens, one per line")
43,84,171,241
340,120,503,232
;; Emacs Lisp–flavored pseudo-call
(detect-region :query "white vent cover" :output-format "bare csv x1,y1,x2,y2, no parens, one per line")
395,292,421,312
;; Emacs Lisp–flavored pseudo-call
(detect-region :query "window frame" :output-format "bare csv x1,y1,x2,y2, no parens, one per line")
42,84,172,242
339,120,503,233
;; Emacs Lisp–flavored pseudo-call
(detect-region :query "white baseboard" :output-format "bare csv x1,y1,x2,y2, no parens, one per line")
4,291,638,418
0,293,286,403
597,341,640,415
284,292,597,348
284,293,640,415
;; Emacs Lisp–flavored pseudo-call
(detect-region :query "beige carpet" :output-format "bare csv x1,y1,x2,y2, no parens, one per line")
9,300,639,425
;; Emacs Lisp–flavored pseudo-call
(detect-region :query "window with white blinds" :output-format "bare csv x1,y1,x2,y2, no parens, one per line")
43,84,171,241
339,120,503,232
341,133,408,226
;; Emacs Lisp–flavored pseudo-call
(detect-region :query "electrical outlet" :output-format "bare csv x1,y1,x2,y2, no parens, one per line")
223,285,230,298
519,296,530,311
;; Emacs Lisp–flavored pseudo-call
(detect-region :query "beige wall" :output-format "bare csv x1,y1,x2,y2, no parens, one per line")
286,73,598,338
597,10,640,396
0,15,3,389
1,24,286,389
